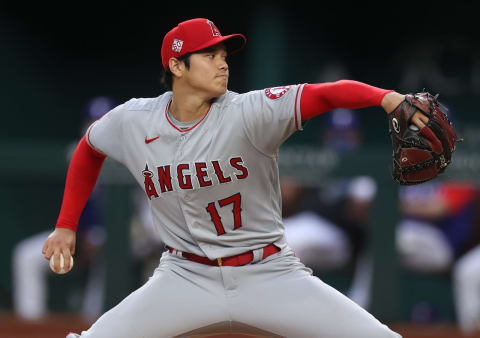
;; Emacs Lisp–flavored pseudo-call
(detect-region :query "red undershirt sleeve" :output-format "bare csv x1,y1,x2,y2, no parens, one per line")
300,80,395,120
55,136,106,231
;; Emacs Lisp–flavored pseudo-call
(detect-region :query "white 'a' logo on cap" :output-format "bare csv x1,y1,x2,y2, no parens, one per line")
206,20,220,37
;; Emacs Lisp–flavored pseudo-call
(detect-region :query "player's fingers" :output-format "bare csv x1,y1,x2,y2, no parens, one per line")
43,243,54,260
61,248,72,271
411,111,429,129
419,114,429,124
52,249,62,273
70,238,76,256
43,230,57,259
42,240,48,256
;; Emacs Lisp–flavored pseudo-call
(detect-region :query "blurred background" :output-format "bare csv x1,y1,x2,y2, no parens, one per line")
1,2,480,337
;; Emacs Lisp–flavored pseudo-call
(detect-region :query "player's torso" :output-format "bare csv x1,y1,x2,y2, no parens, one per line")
121,92,285,258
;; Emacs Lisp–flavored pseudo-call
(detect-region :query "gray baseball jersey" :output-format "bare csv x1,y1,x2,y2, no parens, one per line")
86,84,304,259
81,85,401,337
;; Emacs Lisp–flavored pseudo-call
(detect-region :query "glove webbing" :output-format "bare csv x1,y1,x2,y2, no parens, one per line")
395,157,437,174
396,139,431,151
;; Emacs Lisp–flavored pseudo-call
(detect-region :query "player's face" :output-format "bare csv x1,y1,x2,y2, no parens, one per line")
185,43,229,98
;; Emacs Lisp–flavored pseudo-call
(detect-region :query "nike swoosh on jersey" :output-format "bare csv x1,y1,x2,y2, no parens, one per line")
145,136,160,144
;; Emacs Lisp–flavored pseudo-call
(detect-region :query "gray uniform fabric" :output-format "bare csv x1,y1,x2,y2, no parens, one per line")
80,249,399,337
82,85,401,337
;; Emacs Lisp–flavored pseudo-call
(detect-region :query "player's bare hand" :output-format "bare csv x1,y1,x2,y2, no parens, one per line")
42,228,76,272
382,91,429,129
411,111,429,129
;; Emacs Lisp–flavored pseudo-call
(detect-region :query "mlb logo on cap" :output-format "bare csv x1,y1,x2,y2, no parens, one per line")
161,18,246,70
172,39,184,53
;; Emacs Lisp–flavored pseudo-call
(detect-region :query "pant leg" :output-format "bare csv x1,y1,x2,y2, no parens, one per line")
12,231,50,320
80,252,229,338
453,244,480,334
229,248,401,338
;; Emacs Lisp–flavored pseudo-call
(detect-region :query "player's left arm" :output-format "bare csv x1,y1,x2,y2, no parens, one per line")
300,80,428,129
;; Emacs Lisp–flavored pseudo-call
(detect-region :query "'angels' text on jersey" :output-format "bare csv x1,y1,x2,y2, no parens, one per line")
142,157,248,199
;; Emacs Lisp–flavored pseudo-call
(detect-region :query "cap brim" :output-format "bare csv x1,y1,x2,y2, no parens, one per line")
223,34,247,55
191,34,247,55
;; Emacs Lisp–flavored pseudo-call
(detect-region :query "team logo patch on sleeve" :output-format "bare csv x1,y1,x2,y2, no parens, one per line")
265,86,291,99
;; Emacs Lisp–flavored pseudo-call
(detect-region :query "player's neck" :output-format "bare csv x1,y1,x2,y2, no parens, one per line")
169,92,212,123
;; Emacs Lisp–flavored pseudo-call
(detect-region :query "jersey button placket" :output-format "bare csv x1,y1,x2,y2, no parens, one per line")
177,135,187,202
180,134,188,202
178,135,186,158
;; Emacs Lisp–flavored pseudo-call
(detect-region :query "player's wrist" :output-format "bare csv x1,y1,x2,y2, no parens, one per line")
55,221,78,232
381,92,405,113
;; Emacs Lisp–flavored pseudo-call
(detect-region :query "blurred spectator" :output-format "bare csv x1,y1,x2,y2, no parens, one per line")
454,242,480,335
395,37,462,96
396,180,480,333
129,185,164,284
282,107,377,309
11,96,115,322
281,176,351,270
322,108,362,152
282,175,377,309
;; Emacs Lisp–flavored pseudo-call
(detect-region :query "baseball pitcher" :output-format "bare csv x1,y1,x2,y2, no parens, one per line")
42,18,457,337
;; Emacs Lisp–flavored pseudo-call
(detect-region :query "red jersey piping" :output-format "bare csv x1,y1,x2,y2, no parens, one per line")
294,85,302,131
165,99,211,133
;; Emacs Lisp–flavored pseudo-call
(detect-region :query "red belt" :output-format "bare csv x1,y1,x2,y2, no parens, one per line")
167,244,280,267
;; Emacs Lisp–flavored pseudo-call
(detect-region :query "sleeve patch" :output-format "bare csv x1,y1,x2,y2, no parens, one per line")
265,86,291,99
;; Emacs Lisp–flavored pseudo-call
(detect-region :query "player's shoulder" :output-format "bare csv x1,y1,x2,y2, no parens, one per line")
122,92,172,112
215,90,239,105
227,85,300,106
220,89,263,108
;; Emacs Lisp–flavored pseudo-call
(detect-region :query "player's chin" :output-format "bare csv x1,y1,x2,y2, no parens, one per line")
211,83,228,97
215,75,228,87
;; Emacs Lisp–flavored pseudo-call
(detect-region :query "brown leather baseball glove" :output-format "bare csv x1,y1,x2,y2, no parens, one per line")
388,92,461,185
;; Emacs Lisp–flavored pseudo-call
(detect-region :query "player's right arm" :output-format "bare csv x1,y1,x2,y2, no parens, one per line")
43,102,125,272
42,136,106,273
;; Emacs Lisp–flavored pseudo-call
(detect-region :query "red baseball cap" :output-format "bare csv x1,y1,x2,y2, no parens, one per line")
161,18,246,70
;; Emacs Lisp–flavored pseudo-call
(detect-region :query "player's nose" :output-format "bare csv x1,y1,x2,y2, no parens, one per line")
216,56,228,70
218,61,228,71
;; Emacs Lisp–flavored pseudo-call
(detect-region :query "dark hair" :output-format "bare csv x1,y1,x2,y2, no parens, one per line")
160,53,191,91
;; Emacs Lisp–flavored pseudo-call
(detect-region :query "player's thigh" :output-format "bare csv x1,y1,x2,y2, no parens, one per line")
80,259,228,338
232,254,400,338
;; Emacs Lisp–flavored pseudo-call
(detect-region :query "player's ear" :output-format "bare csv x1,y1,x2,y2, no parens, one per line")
169,58,184,78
